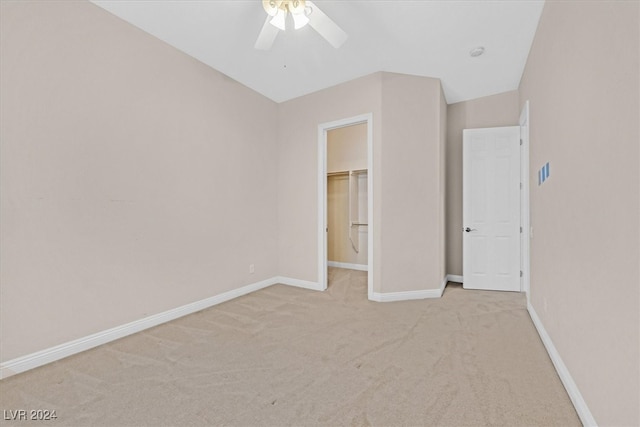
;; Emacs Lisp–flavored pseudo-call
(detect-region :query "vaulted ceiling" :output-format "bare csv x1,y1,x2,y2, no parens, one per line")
91,0,545,104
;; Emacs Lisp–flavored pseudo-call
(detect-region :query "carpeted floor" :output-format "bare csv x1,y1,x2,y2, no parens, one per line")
0,268,579,426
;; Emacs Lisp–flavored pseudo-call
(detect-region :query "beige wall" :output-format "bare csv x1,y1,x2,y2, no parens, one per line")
0,1,279,361
327,123,367,173
277,73,383,285
519,1,639,425
445,91,520,275
380,73,445,291
277,72,445,293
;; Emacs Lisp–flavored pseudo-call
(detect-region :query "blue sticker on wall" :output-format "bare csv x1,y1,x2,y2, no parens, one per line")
538,162,550,185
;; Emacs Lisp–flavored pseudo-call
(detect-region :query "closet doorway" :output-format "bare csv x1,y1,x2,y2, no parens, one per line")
318,114,373,299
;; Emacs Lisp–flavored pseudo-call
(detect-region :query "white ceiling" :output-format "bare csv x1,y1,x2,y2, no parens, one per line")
91,0,545,104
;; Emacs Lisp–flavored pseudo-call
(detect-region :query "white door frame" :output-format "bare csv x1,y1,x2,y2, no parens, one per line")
520,101,531,296
318,113,373,299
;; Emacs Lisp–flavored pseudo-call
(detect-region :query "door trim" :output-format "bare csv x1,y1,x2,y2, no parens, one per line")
520,101,531,296
318,113,373,299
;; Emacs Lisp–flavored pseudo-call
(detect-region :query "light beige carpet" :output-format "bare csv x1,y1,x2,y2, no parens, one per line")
0,268,579,426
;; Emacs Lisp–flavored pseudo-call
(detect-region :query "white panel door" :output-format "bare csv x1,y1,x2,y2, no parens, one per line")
463,126,521,292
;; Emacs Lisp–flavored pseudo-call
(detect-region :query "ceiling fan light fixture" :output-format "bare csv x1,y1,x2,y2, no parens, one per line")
270,8,286,30
287,0,306,15
262,0,282,16
255,0,347,50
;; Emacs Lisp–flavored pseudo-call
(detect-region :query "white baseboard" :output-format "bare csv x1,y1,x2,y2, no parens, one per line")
0,274,332,379
370,289,442,302
370,276,447,302
439,275,448,295
0,277,277,380
274,276,324,291
527,301,597,427
2,271,454,379
327,261,368,272
446,274,463,283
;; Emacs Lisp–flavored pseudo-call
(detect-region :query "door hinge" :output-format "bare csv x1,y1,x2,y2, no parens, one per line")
520,139,523,146
520,226,523,233
520,271,523,277
520,182,523,189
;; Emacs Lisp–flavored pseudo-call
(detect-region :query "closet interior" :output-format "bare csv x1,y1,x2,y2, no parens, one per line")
327,123,368,271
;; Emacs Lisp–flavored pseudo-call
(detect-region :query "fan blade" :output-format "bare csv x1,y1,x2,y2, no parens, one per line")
254,15,279,50
306,1,348,48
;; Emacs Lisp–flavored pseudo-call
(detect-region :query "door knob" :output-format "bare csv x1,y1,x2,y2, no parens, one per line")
464,227,477,232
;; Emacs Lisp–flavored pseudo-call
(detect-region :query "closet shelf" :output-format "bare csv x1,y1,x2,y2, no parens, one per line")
327,168,368,177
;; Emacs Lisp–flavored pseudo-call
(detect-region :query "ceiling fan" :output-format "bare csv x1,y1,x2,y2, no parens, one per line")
255,0,348,50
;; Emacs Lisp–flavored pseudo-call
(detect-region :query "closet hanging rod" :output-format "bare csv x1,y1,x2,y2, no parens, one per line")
351,222,368,226
327,171,349,177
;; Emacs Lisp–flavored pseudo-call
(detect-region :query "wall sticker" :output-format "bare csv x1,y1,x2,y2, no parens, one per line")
538,162,550,185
